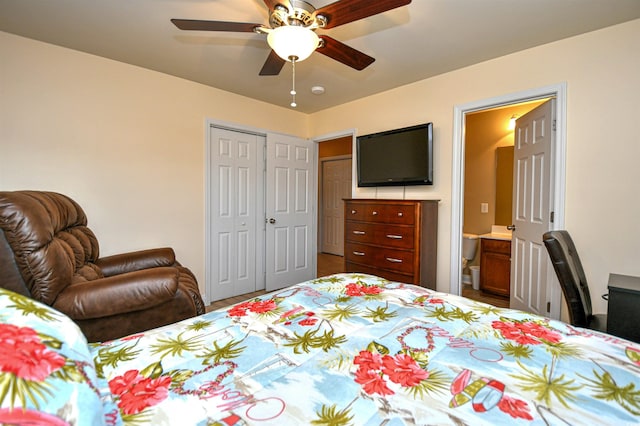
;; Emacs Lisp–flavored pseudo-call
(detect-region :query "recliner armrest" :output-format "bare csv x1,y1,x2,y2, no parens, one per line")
53,267,179,320
95,247,176,276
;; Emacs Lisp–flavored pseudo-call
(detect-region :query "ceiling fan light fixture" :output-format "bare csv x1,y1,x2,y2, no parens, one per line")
267,25,319,62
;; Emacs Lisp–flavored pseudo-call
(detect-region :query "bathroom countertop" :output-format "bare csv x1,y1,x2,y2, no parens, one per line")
479,233,512,241
479,225,512,241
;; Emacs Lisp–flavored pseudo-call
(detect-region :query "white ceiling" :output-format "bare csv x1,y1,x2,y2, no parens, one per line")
1,0,639,113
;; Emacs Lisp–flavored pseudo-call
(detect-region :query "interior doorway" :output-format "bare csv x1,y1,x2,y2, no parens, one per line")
451,83,567,319
461,100,547,308
320,157,352,255
316,133,353,277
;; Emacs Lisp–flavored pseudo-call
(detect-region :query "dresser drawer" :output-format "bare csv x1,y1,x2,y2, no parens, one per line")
345,242,415,275
345,202,416,225
345,262,416,284
345,222,415,249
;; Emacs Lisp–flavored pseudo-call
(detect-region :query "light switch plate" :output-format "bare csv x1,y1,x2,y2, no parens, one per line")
481,203,489,213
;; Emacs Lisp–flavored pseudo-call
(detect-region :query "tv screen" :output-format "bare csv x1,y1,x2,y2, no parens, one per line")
356,122,433,187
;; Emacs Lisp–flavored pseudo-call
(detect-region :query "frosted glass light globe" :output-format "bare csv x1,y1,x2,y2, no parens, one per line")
267,26,320,62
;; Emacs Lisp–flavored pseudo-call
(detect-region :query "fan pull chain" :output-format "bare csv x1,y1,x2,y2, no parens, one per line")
290,57,297,108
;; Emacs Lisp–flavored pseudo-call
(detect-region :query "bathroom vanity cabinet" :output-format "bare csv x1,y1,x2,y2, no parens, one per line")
480,238,511,297
344,199,438,289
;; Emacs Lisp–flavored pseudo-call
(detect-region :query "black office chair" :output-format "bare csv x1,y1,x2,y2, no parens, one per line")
543,230,607,332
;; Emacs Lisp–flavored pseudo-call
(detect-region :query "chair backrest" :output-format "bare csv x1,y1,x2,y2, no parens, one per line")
0,191,102,305
543,230,593,327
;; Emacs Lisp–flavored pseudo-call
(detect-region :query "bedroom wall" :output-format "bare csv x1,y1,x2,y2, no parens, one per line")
2,20,640,317
0,31,308,290
309,19,640,315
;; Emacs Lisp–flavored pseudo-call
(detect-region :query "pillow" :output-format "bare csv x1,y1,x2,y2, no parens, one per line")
0,288,119,425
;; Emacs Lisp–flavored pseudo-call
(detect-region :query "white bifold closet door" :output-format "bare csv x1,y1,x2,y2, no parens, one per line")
208,126,315,301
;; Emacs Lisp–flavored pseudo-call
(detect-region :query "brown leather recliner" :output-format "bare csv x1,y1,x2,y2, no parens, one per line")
0,190,205,342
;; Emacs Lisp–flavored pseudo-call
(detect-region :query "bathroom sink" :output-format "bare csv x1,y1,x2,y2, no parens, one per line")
479,225,512,241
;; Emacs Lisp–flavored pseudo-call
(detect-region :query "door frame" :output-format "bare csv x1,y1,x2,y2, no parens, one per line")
450,83,567,319
313,129,356,260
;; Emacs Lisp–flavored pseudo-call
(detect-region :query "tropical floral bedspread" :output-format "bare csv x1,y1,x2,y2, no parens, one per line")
2,274,640,425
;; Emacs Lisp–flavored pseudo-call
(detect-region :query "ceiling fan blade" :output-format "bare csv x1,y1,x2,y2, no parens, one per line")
314,0,411,29
171,19,262,32
259,50,287,76
317,35,374,71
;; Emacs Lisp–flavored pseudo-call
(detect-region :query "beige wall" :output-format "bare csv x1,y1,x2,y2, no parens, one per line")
2,19,640,316
310,19,640,314
0,31,308,290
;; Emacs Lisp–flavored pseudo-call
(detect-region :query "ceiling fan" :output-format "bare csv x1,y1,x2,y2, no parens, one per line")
171,0,412,77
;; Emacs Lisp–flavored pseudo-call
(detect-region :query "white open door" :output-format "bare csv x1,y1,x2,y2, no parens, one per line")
321,158,352,256
510,99,556,315
265,132,315,291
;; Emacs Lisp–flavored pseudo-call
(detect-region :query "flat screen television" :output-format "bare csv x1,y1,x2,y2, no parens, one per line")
356,122,433,187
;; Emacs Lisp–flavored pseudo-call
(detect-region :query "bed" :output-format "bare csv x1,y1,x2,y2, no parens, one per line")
1,273,639,425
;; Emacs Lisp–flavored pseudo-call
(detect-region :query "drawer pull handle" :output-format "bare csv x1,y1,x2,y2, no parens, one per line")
351,210,357,214
386,234,403,239
353,230,366,235
386,257,403,263
398,212,403,217
352,251,366,256
372,211,378,215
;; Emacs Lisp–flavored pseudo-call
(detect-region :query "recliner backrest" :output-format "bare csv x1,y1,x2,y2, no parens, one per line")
543,230,593,327
0,191,102,304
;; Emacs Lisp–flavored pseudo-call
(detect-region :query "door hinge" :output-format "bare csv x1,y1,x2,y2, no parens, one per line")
552,119,557,131
550,211,555,223
546,301,551,313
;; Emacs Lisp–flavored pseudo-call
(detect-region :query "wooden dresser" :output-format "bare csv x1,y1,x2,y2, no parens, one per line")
344,199,438,289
